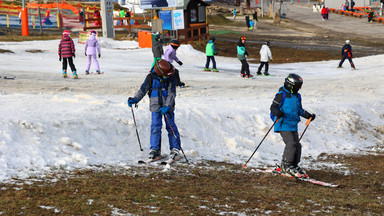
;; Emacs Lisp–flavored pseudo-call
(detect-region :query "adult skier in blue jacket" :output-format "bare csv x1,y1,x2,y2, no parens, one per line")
270,73,316,178
128,59,181,160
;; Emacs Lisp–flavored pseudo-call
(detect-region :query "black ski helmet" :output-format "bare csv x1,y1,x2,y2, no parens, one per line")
265,41,270,46
210,36,216,42
154,59,175,77
170,40,180,49
284,73,303,94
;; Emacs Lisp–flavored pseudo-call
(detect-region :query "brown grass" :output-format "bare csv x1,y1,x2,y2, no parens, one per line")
0,154,383,215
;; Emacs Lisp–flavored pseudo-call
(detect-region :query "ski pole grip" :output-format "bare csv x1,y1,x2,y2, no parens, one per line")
305,117,312,126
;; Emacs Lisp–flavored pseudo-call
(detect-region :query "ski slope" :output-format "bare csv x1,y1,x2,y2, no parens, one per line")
0,38,383,183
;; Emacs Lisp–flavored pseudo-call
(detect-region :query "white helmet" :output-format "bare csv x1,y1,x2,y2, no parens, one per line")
345,40,350,44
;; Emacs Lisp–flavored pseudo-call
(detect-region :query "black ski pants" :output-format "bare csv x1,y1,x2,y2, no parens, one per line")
280,131,301,166
240,59,250,76
62,57,77,72
174,68,183,86
338,56,355,68
257,61,269,74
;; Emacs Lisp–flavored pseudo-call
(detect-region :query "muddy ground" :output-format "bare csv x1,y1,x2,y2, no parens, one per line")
193,14,384,64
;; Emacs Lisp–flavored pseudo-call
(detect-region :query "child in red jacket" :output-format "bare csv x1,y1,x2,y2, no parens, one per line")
58,30,78,79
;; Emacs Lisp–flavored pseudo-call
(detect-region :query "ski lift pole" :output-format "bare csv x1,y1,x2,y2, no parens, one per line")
242,118,280,168
131,105,143,151
299,117,312,141
165,113,189,164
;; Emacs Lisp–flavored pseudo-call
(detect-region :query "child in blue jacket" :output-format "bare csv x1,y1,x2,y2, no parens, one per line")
270,73,316,178
127,59,181,161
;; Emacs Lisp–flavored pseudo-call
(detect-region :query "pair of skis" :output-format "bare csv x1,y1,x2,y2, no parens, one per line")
254,166,339,187
138,154,183,166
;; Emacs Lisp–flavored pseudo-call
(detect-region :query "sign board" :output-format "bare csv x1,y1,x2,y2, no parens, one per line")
152,19,163,32
172,9,184,30
78,31,99,44
140,0,184,9
78,31,90,44
159,10,172,30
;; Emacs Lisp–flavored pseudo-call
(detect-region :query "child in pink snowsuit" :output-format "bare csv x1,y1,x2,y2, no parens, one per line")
85,30,101,74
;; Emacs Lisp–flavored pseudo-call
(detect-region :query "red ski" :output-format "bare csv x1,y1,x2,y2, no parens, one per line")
254,167,339,188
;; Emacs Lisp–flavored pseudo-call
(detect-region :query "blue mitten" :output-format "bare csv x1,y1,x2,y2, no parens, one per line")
159,106,170,115
127,97,138,107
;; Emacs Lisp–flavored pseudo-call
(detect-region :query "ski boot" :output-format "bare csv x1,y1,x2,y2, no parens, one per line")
169,148,180,160
256,71,262,75
72,71,78,79
96,70,101,75
62,69,67,78
247,74,254,79
241,73,246,78
281,160,303,178
85,70,90,75
204,68,211,71
178,82,186,88
295,165,309,178
264,72,270,76
212,68,219,72
149,149,161,159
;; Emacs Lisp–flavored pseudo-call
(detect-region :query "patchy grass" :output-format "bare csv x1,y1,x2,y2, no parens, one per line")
0,154,383,215
192,38,341,64
26,49,44,53
0,48,13,53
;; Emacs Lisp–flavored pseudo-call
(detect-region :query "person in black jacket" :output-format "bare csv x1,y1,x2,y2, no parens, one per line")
151,34,164,69
368,10,375,23
337,40,356,69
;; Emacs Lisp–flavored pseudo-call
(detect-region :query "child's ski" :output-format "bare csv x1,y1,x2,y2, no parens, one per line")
138,154,168,164
159,155,183,166
254,167,339,187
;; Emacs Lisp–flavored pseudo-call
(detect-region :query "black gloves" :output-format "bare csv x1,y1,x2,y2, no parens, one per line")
85,52,87,56
245,51,248,56
310,114,316,121
177,61,183,66
98,54,101,58
59,56,61,61
276,111,285,118
73,53,76,58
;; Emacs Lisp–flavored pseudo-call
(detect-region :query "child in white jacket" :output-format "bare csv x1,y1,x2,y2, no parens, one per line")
257,41,272,76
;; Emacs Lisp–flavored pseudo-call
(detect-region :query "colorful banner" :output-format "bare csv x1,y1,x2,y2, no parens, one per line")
140,0,183,9
159,10,172,30
172,9,184,30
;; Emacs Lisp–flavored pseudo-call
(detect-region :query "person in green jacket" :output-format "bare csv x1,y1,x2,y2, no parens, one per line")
204,36,218,72
237,36,252,78
119,9,125,25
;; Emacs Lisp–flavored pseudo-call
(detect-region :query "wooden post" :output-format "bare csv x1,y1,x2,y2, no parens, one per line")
38,6,43,34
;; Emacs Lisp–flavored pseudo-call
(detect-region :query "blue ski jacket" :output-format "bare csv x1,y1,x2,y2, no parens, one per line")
133,69,176,112
270,87,312,132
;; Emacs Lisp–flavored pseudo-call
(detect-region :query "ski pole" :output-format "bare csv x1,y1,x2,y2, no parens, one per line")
242,118,280,168
165,113,190,164
299,117,312,141
131,105,143,151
